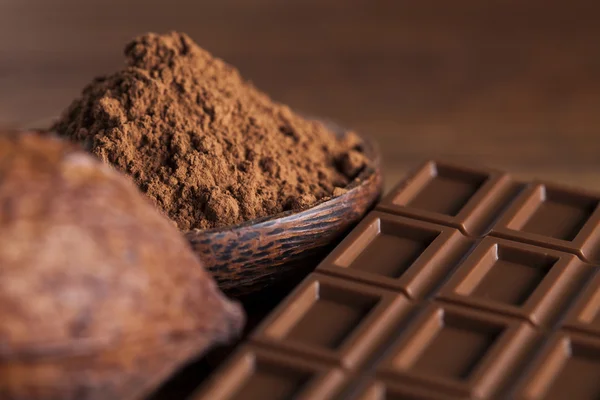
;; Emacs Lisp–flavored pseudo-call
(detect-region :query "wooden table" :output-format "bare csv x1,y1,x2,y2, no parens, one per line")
2,0,600,191
2,0,600,398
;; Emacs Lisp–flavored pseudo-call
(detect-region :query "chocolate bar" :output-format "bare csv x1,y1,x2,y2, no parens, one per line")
192,160,600,399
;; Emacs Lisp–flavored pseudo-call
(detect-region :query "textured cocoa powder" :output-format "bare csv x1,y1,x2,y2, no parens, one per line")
53,32,368,231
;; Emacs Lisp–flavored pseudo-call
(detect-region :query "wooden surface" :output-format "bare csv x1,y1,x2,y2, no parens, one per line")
1,0,600,191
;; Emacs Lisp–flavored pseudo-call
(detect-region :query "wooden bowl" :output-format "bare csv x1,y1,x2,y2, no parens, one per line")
185,123,383,297
25,118,383,298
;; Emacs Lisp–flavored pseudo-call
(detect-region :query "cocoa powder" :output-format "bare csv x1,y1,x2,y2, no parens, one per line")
53,32,368,231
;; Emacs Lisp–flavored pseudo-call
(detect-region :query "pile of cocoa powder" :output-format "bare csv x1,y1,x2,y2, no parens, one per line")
53,32,369,231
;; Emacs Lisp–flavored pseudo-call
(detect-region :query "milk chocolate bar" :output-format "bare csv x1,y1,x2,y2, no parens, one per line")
192,160,600,400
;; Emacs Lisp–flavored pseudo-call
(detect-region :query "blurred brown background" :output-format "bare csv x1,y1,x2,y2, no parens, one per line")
1,0,600,190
